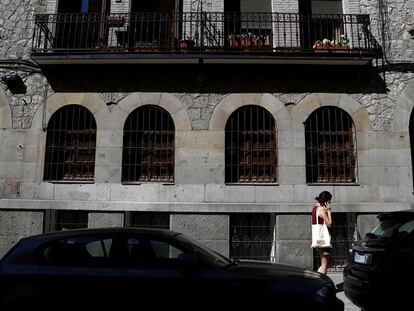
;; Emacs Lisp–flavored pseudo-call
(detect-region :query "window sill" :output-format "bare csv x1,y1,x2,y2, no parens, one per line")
45,180,95,184
225,183,279,186
121,182,175,186
307,183,360,186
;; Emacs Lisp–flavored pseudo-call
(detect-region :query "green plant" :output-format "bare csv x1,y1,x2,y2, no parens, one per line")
313,38,331,49
338,34,349,46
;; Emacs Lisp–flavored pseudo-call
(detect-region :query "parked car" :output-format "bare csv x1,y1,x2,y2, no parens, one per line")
0,227,343,310
344,209,414,310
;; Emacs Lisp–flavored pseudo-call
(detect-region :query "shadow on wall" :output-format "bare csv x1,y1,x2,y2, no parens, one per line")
42,64,387,94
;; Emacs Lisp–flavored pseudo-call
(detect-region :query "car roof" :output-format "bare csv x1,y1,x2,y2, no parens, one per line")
378,208,414,220
20,227,181,243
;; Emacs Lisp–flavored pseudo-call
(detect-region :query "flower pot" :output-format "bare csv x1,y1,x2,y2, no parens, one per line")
179,39,195,51
314,45,330,53
332,45,350,53
228,38,241,49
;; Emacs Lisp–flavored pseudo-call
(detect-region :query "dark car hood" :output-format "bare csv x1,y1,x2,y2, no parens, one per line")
226,260,331,289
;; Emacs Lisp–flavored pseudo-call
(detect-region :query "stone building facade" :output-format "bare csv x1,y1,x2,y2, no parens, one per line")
0,0,413,269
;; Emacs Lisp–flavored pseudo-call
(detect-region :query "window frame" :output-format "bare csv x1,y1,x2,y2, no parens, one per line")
305,106,358,184
225,105,278,184
43,105,97,183
122,105,175,183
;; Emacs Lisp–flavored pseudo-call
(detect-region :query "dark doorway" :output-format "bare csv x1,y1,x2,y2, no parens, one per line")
299,0,312,49
56,0,110,49
57,0,109,13
131,0,179,13
129,0,180,49
224,0,241,47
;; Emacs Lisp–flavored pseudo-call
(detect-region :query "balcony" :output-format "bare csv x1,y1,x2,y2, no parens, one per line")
32,12,382,66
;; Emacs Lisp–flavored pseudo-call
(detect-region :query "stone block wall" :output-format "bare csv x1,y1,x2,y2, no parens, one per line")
88,212,125,228
171,214,230,256
0,210,43,258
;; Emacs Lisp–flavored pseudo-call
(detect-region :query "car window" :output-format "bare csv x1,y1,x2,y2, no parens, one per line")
370,218,414,240
86,239,112,257
41,235,114,266
149,239,184,259
126,236,187,267
397,220,414,240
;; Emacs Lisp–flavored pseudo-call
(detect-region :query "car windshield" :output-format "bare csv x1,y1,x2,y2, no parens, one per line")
368,217,414,239
174,233,234,268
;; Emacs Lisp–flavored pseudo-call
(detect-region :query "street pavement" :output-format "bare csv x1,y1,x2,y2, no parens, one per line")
328,272,360,311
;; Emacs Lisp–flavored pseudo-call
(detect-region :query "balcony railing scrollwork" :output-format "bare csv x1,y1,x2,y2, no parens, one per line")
32,12,382,60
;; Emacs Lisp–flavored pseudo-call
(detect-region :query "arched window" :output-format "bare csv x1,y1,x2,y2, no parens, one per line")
122,105,175,182
225,105,277,183
305,106,357,183
44,105,97,182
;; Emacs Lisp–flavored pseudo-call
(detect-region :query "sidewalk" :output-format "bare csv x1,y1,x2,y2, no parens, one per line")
328,272,360,311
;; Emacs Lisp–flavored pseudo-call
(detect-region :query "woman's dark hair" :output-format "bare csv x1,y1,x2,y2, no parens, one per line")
315,191,332,204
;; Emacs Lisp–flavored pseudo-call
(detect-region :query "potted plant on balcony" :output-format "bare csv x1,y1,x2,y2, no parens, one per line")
134,40,160,52
228,34,242,49
179,37,195,51
313,38,332,52
332,34,350,53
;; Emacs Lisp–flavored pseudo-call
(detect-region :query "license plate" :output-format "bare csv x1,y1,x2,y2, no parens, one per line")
353,251,371,264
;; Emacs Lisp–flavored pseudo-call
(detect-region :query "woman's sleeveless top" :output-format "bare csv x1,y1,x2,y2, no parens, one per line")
312,205,325,225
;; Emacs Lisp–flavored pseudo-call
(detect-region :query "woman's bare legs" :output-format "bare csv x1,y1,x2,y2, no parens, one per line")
318,255,330,275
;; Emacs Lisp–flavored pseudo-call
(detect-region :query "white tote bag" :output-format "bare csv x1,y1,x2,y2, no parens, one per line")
311,209,332,248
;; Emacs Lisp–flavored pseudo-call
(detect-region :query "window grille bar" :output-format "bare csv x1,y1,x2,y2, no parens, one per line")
230,214,274,261
122,105,175,183
305,106,357,183
225,106,277,183
44,210,89,232
44,105,96,182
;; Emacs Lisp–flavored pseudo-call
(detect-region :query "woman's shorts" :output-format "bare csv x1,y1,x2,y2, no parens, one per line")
316,247,332,256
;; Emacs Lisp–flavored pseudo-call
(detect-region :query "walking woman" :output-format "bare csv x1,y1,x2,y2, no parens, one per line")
311,191,333,275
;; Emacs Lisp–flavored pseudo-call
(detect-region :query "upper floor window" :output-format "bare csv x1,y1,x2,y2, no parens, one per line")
305,106,357,183
225,105,277,183
122,105,175,183
44,105,96,182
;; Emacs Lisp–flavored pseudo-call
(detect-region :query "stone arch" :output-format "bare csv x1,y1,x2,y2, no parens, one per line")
32,93,107,130
394,79,414,190
117,93,191,131
392,79,414,131
291,93,372,131
209,93,287,131
0,87,12,128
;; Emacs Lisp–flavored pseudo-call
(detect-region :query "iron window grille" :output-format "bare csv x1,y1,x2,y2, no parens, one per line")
125,212,170,230
305,106,357,183
44,105,97,182
44,210,89,232
225,105,277,183
122,105,175,183
230,213,274,261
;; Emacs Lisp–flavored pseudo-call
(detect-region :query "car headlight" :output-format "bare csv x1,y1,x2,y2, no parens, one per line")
315,284,335,298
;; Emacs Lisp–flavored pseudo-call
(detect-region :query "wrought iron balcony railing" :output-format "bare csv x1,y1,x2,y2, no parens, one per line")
32,12,382,60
